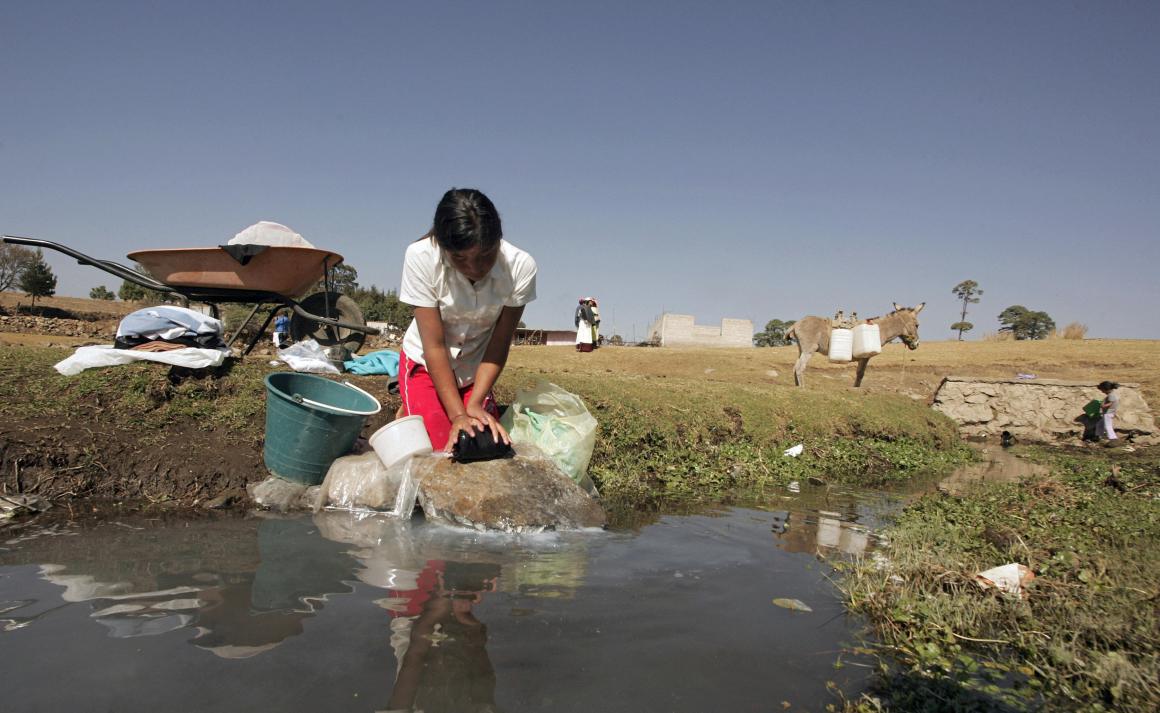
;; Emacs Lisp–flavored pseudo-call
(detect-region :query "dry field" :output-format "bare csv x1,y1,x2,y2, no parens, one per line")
509,339,1160,406
3,291,1156,406
0,291,135,317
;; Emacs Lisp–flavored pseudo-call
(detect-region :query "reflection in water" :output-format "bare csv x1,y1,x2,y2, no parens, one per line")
937,446,1050,496
2,501,916,712
0,448,1050,712
768,498,877,557
384,561,501,713
0,510,580,710
311,512,506,710
30,514,357,658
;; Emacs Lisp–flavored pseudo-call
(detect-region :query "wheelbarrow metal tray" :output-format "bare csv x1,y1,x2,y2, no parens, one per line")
126,247,343,297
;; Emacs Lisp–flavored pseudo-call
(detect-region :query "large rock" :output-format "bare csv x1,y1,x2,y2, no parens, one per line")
933,376,1158,444
410,445,606,533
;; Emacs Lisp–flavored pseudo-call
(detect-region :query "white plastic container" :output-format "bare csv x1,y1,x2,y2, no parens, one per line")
829,328,853,362
852,323,882,359
369,416,432,468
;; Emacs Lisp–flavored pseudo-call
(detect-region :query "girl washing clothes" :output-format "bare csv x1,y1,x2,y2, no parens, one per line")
398,188,537,452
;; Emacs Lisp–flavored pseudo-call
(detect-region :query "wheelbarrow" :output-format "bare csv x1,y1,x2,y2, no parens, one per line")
1,235,380,356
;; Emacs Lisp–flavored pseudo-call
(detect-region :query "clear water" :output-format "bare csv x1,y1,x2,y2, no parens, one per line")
0,481,927,713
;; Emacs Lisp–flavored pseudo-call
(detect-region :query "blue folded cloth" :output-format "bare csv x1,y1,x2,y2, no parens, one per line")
343,349,400,376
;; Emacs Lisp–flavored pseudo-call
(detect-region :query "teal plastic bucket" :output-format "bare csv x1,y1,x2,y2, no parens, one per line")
263,373,382,485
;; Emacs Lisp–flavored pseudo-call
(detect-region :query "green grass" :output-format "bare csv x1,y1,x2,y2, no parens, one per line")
1,345,971,513
0,346,267,445
837,448,1160,712
498,364,970,516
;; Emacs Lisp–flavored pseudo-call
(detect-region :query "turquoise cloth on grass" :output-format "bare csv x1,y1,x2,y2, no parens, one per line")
343,350,400,376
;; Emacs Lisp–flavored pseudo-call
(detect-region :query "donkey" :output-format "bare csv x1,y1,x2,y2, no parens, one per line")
785,303,925,387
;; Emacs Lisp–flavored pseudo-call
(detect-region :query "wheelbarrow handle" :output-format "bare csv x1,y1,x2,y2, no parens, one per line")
2,234,175,292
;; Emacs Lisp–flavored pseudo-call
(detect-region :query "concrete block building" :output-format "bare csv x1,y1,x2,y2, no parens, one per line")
646,313,753,348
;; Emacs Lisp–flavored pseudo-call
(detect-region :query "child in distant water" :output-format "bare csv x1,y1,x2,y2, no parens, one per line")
1096,380,1121,443
397,188,537,452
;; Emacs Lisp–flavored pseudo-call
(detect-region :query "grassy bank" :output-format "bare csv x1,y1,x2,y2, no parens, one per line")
500,353,968,515
0,346,270,441
838,448,1160,712
0,345,969,511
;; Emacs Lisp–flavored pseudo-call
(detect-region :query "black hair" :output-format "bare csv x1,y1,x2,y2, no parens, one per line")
1098,381,1119,391
426,188,502,252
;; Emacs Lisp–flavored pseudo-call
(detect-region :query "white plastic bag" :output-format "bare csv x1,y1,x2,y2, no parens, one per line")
317,451,406,512
975,563,1035,599
500,381,598,491
54,345,228,375
277,339,340,374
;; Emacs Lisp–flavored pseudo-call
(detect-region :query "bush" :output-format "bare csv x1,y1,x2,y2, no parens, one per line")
1059,322,1088,340
348,285,413,326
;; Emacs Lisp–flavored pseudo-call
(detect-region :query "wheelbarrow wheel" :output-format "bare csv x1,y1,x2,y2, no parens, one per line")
289,292,367,353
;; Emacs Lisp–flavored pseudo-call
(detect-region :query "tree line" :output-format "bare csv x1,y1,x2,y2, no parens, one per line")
3,247,1063,340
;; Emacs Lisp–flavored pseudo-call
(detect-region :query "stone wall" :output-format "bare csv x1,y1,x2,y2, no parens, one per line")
932,376,1158,444
0,314,114,339
646,313,753,348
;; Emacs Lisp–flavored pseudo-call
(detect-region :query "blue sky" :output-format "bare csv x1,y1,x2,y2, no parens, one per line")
3,1,1158,339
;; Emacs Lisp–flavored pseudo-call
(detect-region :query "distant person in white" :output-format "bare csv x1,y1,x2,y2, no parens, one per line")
574,298,595,352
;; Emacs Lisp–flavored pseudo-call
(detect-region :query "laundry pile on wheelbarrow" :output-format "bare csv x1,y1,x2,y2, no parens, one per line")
55,305,231,375
2,221,383,375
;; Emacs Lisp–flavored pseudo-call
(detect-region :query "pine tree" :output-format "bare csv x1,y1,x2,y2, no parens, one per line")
951,280,983,340
18,250,57,308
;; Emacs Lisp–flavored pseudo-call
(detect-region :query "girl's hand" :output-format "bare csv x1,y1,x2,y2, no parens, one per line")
444,413,481,453
466,403,511,445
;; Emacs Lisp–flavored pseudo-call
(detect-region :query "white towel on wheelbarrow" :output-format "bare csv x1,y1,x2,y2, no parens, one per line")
54,345,228,375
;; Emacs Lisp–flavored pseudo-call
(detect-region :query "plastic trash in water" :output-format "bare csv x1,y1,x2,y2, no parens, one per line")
787,481,801,493
1016,373,1037,380
975,563,1035,599
771,598,813,612
783,444,804,457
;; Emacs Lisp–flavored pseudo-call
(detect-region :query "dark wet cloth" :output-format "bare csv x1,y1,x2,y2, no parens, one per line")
218,243,270,265
574,304,594,327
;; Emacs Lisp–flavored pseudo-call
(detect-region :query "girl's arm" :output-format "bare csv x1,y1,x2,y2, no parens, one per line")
465,305,525,443
413,306,481,448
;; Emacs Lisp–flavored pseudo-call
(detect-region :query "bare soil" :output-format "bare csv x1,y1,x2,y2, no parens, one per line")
0,368,402,511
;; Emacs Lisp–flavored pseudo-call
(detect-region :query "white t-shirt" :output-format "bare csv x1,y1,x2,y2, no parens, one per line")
399,237,537,387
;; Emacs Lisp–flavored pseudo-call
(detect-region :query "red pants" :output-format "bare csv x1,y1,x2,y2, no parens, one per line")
399,351,499,449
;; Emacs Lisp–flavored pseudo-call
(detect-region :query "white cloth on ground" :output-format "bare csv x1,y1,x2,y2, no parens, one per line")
54,345,228,375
